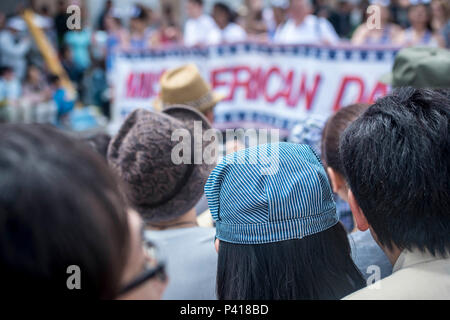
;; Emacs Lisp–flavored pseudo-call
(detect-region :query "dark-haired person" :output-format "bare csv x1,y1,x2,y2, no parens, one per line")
321,103,392,282
108,105,218,299
341,88,450,299
0,124,167,299
184,0,218,46
393,1,443,47
205,143,365,299
129,4,152,50
208,2,247,44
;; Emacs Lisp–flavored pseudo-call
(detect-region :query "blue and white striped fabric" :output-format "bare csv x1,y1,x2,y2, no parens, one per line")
204,142,338,244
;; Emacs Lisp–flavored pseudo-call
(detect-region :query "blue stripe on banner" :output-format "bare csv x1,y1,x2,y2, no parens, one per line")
376,50,385,61
344,50,352,59
116,43,400,63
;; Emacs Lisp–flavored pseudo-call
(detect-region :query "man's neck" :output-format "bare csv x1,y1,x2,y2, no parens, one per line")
146,208,198,231
292,13,308,26
369,227,402,266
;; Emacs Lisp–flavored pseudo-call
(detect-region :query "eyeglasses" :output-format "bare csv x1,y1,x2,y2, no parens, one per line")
118,239,167,296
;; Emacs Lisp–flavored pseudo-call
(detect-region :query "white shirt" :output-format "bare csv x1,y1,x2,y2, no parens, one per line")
207,22,247,45
184,15,218,46
344,249,450,300
273,15,339,45
0,30,30,80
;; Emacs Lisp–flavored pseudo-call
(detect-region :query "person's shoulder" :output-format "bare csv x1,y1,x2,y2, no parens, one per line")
200,14,215,23
345,261,450,299
343,271,409,300
192,226,217,238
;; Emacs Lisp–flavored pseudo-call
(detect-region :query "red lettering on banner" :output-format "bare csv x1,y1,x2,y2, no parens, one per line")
288,73,322,109
263,67,283,103
333,76,365,111
125,71,165,98
210,67,232,100
210,66,322,110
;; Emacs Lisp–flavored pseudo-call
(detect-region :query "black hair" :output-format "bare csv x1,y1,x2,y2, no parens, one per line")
0,124,130,299
47,73,60,85
340,87,450,256
0,66,14,77
213,2,235,23
189,0,204,6
216,223,365,300
81,132,112,160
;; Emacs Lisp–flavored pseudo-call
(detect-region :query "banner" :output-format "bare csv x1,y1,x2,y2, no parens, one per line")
110,43,398,136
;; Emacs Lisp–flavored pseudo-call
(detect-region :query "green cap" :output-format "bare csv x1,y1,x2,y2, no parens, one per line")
380,47,450,89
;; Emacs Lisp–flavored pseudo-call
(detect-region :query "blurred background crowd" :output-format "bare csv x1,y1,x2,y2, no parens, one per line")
0,0,448,131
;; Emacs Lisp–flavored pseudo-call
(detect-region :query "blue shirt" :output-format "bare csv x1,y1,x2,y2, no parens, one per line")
64,29,92,70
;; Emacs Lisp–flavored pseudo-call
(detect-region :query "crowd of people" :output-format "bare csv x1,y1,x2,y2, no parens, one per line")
0,0,449,128
0,43,449,300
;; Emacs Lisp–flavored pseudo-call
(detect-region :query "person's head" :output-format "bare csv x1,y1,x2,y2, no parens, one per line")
105,0,113,10
47,74,61,89
25,65,42,84
0,66,15,81
289,0,312,20
6,18,26,34
431,0,449,23
408,3,431,30
213,2,234,29
60,44,73,62
107,106,217,226
155,64,223,123
205,143,365,299
321,103,369,202
187,0,204,19
57,0,67,13
104,14,122,32
340,88,450,257
130,5,148,33
0,124,164,298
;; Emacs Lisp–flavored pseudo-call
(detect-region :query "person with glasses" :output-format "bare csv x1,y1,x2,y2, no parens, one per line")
108,106,218,300
118,210,168,299
0,124,167,299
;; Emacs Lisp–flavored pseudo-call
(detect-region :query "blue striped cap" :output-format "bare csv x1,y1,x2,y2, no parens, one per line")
204,143,338,244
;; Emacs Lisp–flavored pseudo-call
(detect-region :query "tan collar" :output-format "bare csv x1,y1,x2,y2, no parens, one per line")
393,249,449,273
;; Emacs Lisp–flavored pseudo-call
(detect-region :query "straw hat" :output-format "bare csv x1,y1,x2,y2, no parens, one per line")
154,64,224,113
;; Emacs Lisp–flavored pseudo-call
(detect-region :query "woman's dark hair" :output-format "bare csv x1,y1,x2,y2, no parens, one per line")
321,103,369,174
0,124,129,299
214,2,235,23
340,88,450,256
189,0,204,6
216,223,365,300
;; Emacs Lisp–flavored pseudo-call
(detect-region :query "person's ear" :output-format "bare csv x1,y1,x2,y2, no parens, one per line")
214,238,220,253
348,189,369,232
327,167,341,194
327,167,349,202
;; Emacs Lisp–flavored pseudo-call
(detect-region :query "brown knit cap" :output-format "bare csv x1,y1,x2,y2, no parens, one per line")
107,105,217,223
